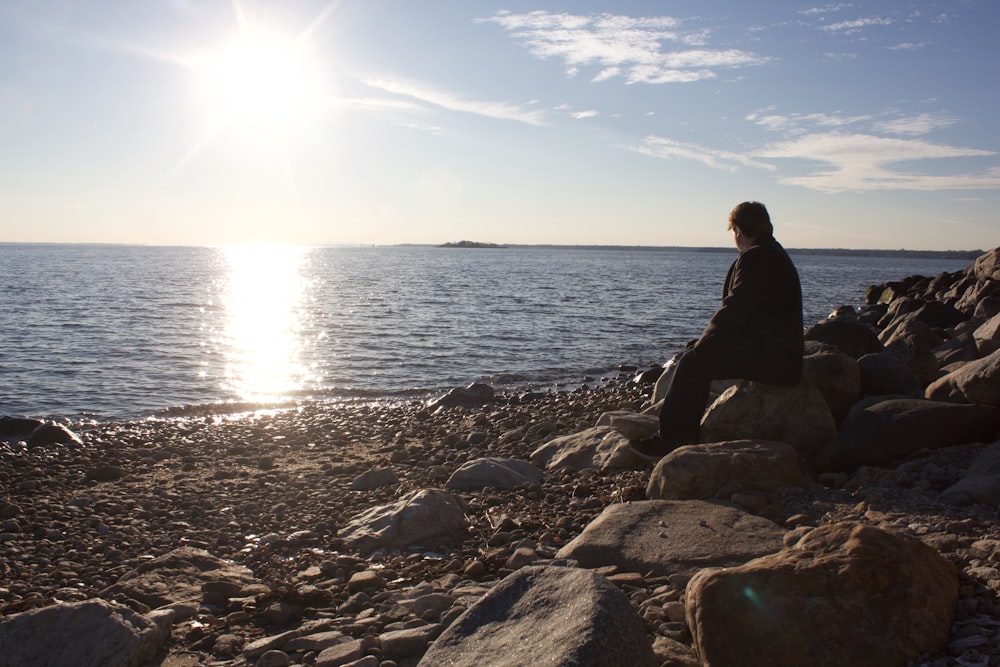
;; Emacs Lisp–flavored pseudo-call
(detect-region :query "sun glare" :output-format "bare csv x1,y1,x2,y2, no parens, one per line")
198,26,322,138
221,244,313,403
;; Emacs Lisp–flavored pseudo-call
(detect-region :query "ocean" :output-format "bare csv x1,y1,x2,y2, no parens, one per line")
0,244,974,421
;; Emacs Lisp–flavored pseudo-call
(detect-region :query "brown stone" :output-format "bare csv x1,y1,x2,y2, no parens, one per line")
686,522,959,667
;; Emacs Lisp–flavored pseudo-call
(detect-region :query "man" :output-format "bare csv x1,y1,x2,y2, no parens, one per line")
633,201,803,459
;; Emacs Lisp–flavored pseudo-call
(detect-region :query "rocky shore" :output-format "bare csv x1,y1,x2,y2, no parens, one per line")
2,247,999,667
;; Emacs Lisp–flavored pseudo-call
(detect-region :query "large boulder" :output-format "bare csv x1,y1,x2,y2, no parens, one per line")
879,319,943,387
554,500,785,578
814,397,1000,472
925,349,1000,408
101,547,256,609
802,350,860,424
418,566,657,667
973,312,1000,356
973,247,1000,282
445,457,543,491
646,440,802,501
803,318,882,359
0,600,165,667
686,522,958,667
857,351,923,397
338,489,469,554
699,378,836,459
530,426,643,472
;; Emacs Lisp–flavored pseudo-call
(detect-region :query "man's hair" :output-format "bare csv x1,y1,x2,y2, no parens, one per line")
728,201,773,238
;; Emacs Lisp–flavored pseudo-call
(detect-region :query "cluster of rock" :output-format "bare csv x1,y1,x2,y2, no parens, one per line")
1,247,999,667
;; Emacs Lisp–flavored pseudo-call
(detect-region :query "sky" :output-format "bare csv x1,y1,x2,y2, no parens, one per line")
1,1,998,250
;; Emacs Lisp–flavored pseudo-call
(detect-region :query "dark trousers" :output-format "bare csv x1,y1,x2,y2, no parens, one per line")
658,335,798,446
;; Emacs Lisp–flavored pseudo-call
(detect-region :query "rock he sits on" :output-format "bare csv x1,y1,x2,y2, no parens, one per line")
699,377,836,459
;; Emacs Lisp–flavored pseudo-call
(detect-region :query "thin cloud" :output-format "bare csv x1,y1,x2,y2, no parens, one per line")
363,78,546,126
571,110,599,119
874,112,957,136
631,135,775,172
479,10,768,85
820,16,894,33
800,4,854,17
757,132,998,192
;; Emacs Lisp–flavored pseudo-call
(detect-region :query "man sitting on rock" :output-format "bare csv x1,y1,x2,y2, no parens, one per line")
633,201,804,459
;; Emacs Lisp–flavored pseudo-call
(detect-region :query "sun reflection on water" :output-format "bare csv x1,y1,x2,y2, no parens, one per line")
220,244,313,403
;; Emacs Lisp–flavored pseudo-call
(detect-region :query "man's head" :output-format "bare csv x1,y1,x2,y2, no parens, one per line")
727,201,773,250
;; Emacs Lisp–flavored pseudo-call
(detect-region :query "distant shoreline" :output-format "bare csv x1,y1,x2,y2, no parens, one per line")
430,242,983,260
0,241,985,260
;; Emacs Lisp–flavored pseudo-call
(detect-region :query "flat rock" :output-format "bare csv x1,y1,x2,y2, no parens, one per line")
555,500,786,578
815,397,1000,472
596,410,660,441
445,457,543,491
418,565,657,667
101,547,256,609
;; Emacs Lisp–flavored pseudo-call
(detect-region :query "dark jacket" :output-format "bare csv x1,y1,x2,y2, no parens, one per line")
696,235,803,384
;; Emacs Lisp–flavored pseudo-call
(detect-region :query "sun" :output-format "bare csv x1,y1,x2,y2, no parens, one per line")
197,25,322,139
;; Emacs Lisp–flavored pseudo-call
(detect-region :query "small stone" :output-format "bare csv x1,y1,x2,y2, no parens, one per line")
348,571,385,592
256,650,292,667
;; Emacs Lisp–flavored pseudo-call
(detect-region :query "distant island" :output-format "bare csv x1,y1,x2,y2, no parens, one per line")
437,241,506,249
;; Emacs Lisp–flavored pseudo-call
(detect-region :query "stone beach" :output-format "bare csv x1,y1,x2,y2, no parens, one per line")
2,247,1000,667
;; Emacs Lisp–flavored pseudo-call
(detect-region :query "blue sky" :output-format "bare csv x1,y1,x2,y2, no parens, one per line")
1,0,997,250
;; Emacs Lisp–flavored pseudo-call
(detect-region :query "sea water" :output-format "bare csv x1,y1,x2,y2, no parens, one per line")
0,244,973,420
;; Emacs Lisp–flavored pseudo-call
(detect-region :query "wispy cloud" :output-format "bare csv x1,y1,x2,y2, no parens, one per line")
479,10,768,85
630,135,775,172
757,132,998,192
820,16,893,33
362,78,546,126
571,110,599,119
874,112,956,136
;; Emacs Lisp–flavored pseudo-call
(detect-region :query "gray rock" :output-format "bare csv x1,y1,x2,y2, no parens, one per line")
445,457,543,491
686,522,958,667
858,351,923,397
101,546,256,609
941,440,1000,506
595,410,659,441
530,426,642,472
973,312,1000,356
814,397,1000,472
646,439,802,501
555,500,785,578
338,489,469,554
350,467,399,491
418,565,657,667
925,349,1000,408
0,599,164,667
804,318,882,359
802,350,861,424
428,383,495,410
25,421,83,447
699,378,836,459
